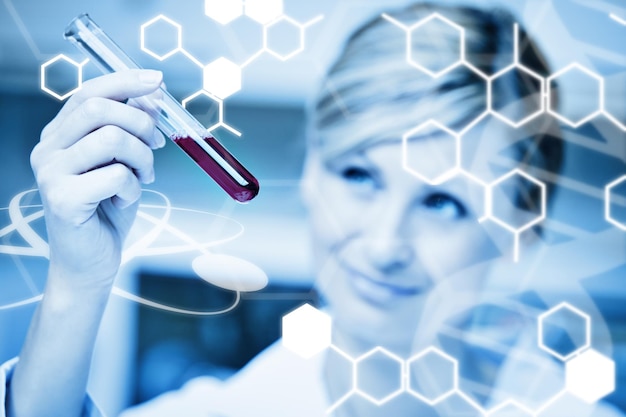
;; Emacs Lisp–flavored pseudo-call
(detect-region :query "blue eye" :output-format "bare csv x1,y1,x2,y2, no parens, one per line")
340,166,378,194
342,167,372,183
423,192,467,219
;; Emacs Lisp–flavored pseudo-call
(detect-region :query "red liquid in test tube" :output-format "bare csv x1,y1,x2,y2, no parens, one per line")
172,135,259,203
64,13,260,203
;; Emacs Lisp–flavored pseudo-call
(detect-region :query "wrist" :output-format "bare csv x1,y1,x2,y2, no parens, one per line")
45,263,114,311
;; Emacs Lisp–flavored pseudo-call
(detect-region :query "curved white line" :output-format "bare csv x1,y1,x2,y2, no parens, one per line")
122,190,173,264
7,190,49,257
111,286,241,316
610,12,626,26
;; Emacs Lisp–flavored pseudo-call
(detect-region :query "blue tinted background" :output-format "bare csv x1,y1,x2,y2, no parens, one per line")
1,0,625,415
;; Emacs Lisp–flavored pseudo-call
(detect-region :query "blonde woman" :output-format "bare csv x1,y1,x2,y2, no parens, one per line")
3,3,622,417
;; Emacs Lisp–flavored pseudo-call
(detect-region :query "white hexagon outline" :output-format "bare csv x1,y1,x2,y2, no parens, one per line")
547,63,604,128
254,15,322,65
402,119,461,185
406,346,459,405
354,347,405,406
141,15,182,61
204,0,243,25
537,302,591,362
484,169,546,263
182,90,225,131
40,54,86,101
264,15,304,61
488,63,546,129
183,90,242,137
604,175,626,231
405,13,466,78
486,168,546,234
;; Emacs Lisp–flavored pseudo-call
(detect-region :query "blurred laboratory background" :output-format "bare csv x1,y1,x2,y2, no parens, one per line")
0,0,625,415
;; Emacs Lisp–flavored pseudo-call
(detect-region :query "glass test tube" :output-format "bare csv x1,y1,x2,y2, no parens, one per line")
64,14,259,203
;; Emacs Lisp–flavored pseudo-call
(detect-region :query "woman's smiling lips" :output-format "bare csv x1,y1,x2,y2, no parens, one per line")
342,263,430,306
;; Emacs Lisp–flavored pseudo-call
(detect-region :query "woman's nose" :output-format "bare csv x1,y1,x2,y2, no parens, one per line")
363,204,416,273
365,237,416,274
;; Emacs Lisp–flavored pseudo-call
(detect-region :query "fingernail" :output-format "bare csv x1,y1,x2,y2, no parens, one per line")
154,128,166,148
140,70,163,86
147,169,155,184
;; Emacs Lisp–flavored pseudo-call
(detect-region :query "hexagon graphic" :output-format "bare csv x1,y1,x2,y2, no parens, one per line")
490,64,545,128
203,58,242,99
402,120,460,184
205,0,243,25
282,304,331,358
489,169,546,233
182,90,223,131
407,347,458,405
408,14,464,77
547,63,603,128
487,401,533,417
265,16,303,60
141,15,181,61
566,349,615,404
355,347,404,405
605,175,626,231
245,0,283,25
41,54,84,101
538,302,590,361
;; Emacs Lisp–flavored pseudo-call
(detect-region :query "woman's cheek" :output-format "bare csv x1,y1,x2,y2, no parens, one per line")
416,223,494,279
310,176,369,241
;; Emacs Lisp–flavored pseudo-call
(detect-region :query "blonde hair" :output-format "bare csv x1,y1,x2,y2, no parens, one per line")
310,3,563,205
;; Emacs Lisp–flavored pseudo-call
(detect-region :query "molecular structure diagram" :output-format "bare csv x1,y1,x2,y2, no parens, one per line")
40,0,323,137
282,302,615,415
141,1,323,137
40,10,626,261
379,12,626,262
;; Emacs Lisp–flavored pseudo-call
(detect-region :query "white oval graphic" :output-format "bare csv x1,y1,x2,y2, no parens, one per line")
192,253,268,292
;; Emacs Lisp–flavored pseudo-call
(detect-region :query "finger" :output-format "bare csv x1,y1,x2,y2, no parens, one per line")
76,163,142,210
57,125,155,184
128,86,164,108
43,70,163,136
126,88,168,147
49,97,162,150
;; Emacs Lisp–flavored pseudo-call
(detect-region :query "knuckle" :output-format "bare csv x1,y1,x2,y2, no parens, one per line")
99,125,126,154
45,184,71,216
34,164,52,188
81,97,108,119
109,163,131,185
140,114,155,138
39,122,60,146
31,146,59,186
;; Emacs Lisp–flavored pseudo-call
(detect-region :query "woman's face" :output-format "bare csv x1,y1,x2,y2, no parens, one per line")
303,137,508,351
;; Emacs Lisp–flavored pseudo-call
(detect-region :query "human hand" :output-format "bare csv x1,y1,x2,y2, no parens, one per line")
30,69,165,292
